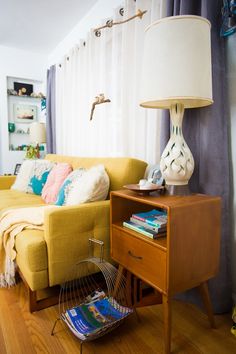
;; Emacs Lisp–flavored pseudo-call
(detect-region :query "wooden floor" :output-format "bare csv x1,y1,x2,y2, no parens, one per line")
0,281,235,354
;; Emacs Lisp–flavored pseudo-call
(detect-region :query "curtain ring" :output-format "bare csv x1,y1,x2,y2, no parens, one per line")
119,7,124,16
95,30,101,37
106,19,113,27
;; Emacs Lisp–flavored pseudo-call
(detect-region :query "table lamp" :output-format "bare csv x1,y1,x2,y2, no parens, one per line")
140,15,213,194
29,122,46,159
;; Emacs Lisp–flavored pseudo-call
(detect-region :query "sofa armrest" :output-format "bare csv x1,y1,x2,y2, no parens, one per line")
44,200,111,286
0,176,16,190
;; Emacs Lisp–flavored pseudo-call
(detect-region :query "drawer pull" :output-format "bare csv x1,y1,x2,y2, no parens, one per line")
128,250,143,260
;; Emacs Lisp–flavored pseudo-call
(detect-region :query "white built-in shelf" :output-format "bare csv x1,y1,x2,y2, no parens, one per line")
8,94,45,100
10,132,29,135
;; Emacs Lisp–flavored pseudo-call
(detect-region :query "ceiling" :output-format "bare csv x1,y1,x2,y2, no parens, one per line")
0,0,97,54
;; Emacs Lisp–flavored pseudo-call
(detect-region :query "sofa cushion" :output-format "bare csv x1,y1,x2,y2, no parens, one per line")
15,229,49,291
55,168,86,206
0,189,44,212
11,160,54,195
42,163,72,204
15,229,47,272
65,164,110,205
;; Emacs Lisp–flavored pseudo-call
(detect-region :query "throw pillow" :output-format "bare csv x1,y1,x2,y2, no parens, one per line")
41,163,73,204
65,164,110,206
11,159,54,195
11,159,35,192
27,160,55,195
55,168,86,206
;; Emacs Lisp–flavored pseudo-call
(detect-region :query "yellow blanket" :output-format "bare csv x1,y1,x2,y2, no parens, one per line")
0,206,53,287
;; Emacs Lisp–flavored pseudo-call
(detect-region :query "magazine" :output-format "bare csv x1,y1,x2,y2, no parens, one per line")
62,313,87,341
63,296,132,339
123,221,166,239
132,209,167,227
130,216,166,233
87,297,132,321
65,306,102,336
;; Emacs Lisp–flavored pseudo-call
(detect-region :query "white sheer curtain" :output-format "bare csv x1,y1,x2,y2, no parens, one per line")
56,0,165,164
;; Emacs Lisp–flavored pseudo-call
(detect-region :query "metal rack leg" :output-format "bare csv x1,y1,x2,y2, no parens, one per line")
51,318,61,335
80,341,83,354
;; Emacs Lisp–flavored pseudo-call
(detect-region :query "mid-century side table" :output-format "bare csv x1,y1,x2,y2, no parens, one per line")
110,190,221,354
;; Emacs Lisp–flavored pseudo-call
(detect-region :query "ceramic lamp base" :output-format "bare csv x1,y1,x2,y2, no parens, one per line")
160,103,194,187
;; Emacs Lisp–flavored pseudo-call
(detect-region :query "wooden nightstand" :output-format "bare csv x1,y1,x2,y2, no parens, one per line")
110,190,221,354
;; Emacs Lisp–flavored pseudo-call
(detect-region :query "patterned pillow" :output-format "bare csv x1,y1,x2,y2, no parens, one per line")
11,159,54,194
41,163,73,204
27,160,55,195
65,164,110,206
55,168,86,206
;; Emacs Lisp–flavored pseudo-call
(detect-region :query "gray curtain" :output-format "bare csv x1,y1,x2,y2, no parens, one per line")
161,0,232,313
46,65,56,153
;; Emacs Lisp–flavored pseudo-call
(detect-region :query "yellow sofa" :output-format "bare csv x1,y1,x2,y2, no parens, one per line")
0,154,147,311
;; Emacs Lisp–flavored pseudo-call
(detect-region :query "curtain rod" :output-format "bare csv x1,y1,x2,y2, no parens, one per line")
94,8,147,37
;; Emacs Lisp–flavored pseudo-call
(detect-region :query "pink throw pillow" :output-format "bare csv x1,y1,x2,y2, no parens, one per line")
42,163,73,204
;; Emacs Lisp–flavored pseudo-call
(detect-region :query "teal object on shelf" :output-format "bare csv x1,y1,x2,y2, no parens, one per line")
8,122,15,133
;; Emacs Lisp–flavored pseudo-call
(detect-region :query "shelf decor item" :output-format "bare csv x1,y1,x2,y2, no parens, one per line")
123,183,164,195
51,239,133,354
13,82,33,96
140,15,213,194
8,122,15,133
13,104,37,123
27,122,46,159
14,163,22,175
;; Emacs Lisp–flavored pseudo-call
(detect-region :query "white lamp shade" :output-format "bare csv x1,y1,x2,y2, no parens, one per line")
29,122,46,144
140,15,213,109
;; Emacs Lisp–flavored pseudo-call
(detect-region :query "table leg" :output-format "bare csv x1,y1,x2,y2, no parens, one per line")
198,281,216,328
162,294,171,354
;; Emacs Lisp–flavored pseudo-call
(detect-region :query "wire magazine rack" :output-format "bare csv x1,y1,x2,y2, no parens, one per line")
51,238,133,353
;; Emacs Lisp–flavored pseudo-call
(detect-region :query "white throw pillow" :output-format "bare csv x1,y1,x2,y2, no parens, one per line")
11,160,34,192
65,164,110,205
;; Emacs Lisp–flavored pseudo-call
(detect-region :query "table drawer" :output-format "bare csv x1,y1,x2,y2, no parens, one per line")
111,227,167,292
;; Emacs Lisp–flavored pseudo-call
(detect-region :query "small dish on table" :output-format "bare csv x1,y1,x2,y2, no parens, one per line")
123,183,165,196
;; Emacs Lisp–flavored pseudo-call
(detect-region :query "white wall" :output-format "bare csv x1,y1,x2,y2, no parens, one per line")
226,36,236,303
48,0,122,65
0,45,47,174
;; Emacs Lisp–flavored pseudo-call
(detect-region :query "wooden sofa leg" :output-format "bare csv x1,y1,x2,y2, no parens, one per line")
28,288,38,313
17,268,59,312
27,286,60,313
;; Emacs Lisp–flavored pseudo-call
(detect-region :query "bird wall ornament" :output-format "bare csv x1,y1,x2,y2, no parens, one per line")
90,93,111,121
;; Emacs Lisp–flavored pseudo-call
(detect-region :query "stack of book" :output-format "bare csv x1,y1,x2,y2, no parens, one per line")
123,209,167,239
62,290,132,340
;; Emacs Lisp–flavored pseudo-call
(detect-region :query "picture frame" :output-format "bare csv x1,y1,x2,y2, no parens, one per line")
14,163,21,175
13,82,33,96
13,104,37,123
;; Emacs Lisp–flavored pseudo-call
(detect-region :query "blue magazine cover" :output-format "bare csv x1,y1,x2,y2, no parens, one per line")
66,306,101,335
88,297,131,321
132,209,167,227
65,297,132,337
